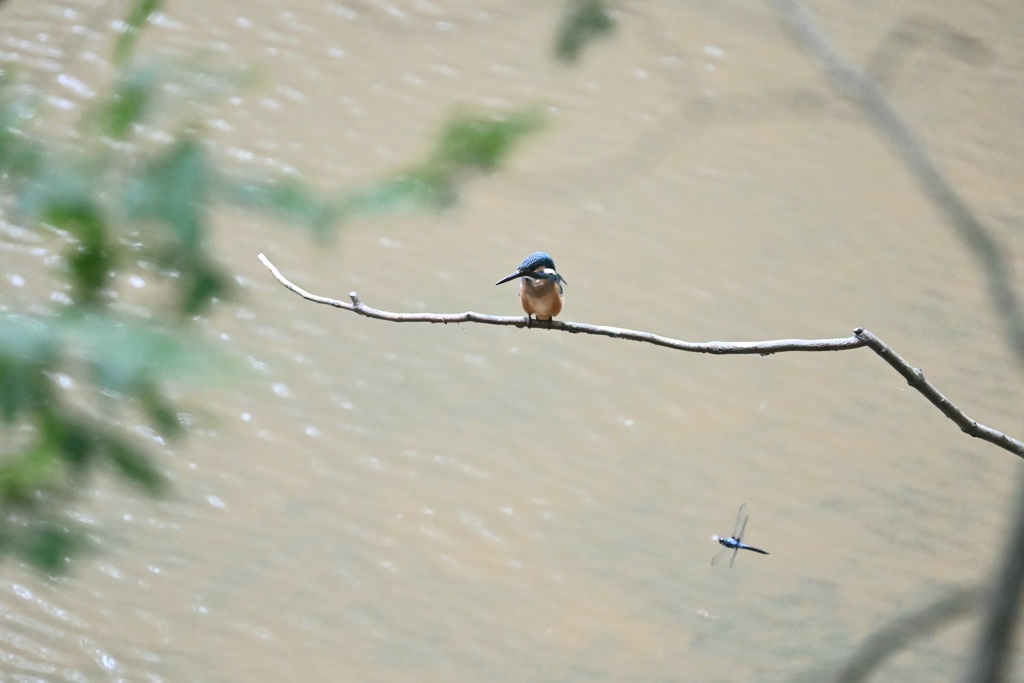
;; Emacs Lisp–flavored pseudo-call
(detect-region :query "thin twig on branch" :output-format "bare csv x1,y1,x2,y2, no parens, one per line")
257,252,1024,461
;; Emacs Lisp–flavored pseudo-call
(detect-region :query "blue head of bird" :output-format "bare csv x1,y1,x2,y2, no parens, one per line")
495,251,567,321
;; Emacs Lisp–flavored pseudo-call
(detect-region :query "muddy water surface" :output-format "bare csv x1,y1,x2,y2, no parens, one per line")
2,1,1023,681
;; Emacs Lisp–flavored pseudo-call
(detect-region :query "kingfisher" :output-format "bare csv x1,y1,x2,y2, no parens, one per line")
494,251,566,323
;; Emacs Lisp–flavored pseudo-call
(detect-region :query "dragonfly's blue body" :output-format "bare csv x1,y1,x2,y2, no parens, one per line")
712,503,769,568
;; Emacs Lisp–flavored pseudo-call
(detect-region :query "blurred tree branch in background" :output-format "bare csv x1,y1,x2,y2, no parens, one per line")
767,1,1024,682
768,0,1024,363
832,586,980,683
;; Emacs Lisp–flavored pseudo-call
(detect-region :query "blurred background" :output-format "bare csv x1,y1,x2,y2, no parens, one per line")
1,0,1023,681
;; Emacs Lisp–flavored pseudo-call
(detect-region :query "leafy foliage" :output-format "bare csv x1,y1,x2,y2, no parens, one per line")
0,0,316,572
0,312,219,569
0,0,543,573
338,108,544,216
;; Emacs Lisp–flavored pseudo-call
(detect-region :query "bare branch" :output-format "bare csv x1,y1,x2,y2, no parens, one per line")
258,253,1024,461
854,329,1024,458
257,253,862,355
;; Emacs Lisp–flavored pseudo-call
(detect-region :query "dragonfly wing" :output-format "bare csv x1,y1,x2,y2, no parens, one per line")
728,546,739,568
733,503,748,538
737,513,749,545
711,547,729,566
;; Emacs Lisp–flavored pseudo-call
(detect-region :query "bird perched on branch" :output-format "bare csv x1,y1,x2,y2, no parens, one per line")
495,251,567,323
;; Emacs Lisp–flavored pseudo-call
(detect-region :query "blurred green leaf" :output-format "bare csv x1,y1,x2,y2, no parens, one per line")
178,257,232,316
0,357,49,422
114,0,163,67
429,108,543,173
554,0,616,63
0,524,80,574
46,415,96,470
123,137,237,314
66,243,112,306
21,525,84,574
0,315,58,366
336,108,544,218
338,169,445,217
0,318,58,423
0,313,224,396
0,445,63,503
125,136,210,252
105,438,167,494
91,58,253,139
18,163,103,242
62,313,224,391
1,80,116,307
220,175,341,237
0,420,166,504
96,66,157,138
49,201,111,305
136,381,183,438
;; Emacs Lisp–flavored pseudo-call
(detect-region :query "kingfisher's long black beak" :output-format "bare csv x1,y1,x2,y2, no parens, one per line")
494,270,524,286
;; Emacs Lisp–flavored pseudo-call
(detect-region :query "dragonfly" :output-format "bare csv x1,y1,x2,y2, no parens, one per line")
711,503,769,568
